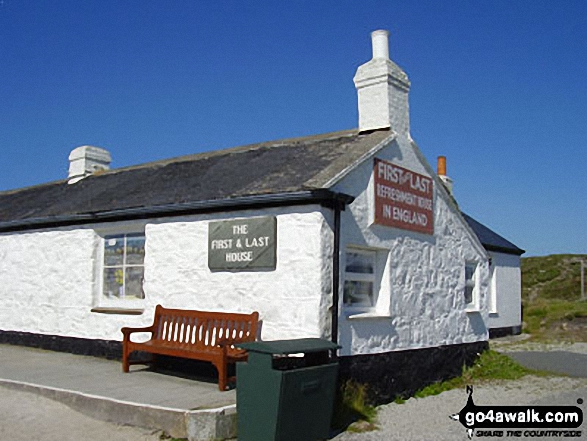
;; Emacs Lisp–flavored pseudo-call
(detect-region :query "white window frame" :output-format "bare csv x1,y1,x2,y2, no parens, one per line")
94,226,146,311
464,261,480,312
343,248,378,312
489,259,498,314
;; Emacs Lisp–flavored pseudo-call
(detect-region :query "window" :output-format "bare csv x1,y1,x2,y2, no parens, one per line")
464,262,478,310
343,249,376,308
102,233,145,301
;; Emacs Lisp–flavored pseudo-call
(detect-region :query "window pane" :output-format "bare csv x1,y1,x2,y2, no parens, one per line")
465,263,476,304
126,235,145,265
346,252,374,274
103,268,123,299
125,267,145,299
465,264,476,281
104,236,124,266
464,285,474,304
343,280,374,307
102,233,145,301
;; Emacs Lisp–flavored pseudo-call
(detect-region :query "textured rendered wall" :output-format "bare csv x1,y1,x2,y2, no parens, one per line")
144,206,334,342
487,251,522,330
333,136,490,356
0,228,108,339
0,206,334,342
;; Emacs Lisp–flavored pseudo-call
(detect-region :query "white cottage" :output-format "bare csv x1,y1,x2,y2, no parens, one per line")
0,30,520,401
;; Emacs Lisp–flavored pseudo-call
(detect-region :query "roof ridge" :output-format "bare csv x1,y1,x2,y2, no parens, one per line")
101,129,360,177
0,129,360,197
0,128,397,229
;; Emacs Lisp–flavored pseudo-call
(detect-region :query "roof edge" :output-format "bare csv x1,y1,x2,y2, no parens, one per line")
409,137,490,259
0,190,355,233
485,244,526,256
461,212,525,256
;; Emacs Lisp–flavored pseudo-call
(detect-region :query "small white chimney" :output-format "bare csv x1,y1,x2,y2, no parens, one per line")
437,156,454,195
354,30,411,134
68,145,111,184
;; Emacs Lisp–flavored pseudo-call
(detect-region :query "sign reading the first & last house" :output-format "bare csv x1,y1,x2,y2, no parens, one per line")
208,216,277,271
374,158,434,235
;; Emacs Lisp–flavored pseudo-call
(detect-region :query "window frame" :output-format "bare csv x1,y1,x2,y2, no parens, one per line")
343,248,378,312
94,227,146,311
489,259,498,314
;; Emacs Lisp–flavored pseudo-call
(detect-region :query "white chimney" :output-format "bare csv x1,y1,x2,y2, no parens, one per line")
68,145,111,184
354,30,411,134
437,156,454,195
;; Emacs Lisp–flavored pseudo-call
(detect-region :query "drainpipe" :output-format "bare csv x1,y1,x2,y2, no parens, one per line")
331,201,342,345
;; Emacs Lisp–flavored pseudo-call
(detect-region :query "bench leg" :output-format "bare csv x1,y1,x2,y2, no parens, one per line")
212,361,228,391
122,347,130,373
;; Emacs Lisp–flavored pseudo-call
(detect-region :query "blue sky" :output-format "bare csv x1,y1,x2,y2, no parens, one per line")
1,1,585,257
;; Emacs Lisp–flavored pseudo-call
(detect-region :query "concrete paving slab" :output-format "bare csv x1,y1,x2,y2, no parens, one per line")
0,344,237,440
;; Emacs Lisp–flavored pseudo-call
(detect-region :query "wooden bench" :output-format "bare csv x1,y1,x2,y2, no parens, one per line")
121,305,259,391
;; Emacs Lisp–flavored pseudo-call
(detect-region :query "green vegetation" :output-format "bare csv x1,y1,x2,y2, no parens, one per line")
395,350,537,401
522,254,586,301
332,380,378,432
522,254,587,342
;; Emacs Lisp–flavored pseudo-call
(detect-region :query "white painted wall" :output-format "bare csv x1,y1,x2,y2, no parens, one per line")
487,251,522,331
333,136,490,356
0,228,127,339
0,206,334,343
0,140,493,356
144,206,334,342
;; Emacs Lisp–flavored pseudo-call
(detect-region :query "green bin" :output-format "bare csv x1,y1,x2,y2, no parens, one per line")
236,338,340,441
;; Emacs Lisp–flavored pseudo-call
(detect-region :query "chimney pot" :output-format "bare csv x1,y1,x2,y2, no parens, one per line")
371,30,390,60
437,156,447,176
437,155,454,195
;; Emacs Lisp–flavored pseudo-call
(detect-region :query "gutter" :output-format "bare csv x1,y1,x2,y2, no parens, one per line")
0,189,355,234
483,244,526,256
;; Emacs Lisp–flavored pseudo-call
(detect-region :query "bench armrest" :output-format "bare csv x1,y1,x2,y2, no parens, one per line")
217,336,255,347
121,325,155,341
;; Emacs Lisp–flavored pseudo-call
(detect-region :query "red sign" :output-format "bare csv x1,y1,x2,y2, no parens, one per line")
374,158,434,235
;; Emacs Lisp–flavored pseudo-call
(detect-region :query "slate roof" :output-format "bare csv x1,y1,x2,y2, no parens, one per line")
0,129,393,232
462,213,524,256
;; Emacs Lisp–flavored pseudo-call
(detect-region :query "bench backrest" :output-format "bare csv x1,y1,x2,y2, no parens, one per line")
151,305,259,349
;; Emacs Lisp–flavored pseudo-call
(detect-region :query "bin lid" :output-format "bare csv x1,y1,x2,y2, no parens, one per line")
236,338,340,355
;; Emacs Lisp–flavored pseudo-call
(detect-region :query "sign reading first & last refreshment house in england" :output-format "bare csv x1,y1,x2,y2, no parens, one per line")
208,216,277,271
374,158,434,235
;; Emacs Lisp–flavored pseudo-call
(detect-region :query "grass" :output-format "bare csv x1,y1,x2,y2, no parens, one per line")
522,254,586,302
523,299,587,341
332,380,378,432
521,254,587,342
399,350,540,401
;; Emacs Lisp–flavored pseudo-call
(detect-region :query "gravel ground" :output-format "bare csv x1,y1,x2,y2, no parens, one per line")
332,341,587,441
332,375,587,441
